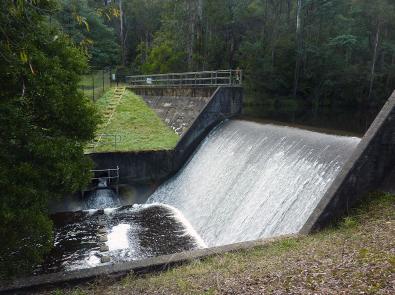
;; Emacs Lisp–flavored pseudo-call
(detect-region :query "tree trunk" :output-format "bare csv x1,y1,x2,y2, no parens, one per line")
293,0,303,97
368,20,381,101
119,0,126,66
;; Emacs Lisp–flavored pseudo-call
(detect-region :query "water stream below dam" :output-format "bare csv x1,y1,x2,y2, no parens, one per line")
38,120,361,273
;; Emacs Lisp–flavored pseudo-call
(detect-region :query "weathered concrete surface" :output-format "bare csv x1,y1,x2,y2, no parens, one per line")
301,91,395,233
380,167,395,194
142,95,211,135
89,86,243,185
130,87,217,135
130,86,216,98
175,87,243,165
90,150,175,184
0,235,295,293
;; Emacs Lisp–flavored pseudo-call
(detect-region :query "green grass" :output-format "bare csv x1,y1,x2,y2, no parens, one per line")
79,71,112,102
90,88,179,152
46,193,394,295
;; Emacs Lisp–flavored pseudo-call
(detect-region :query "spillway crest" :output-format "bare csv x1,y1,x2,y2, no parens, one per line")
148,120,360,247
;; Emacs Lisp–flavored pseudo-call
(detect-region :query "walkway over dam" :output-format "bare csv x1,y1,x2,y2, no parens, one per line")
126,70,243,135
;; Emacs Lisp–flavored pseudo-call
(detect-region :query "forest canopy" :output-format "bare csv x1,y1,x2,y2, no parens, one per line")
105,0,395,106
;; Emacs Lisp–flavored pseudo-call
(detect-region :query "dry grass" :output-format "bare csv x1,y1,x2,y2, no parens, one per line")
44,193,395,294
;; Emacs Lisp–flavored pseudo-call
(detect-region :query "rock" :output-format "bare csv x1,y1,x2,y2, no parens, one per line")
100,245,109,252
98,235,108,242
100,256,111,263
97,228,107,234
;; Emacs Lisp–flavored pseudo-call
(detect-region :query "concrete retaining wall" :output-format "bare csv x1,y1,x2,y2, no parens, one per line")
89,86,243,184
175,87,243,165
130,86,216,98
301,91,395,233
90,150,175,184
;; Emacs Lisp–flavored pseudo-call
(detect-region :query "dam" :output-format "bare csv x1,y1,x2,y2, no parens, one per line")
3,71,395,292
147,120,360,246
35,119,360,274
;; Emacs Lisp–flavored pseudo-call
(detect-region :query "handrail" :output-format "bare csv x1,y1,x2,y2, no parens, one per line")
90,166,119,184
126,69,243,87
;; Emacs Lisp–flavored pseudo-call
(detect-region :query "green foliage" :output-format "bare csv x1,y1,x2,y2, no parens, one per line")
0,0,99,278
119,0,395,106
56,0,120,67
141,38,187,74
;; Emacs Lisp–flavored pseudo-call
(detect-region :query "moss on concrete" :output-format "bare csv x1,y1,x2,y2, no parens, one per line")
91,88,179,152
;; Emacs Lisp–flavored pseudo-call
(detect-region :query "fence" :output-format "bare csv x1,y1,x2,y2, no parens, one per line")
90,166,120,184
79,68,114,101
90,166,120,194
88,134,122,151
126,70,243,87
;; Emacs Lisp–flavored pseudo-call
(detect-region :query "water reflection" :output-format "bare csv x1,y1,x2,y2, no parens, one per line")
243,103,381,135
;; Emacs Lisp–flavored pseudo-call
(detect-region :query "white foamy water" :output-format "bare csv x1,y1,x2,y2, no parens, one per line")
107,224,132,251
148,120,360,247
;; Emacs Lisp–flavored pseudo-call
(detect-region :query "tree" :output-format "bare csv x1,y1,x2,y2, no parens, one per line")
56,0,120,68
0,0,99,277
293,0,303,97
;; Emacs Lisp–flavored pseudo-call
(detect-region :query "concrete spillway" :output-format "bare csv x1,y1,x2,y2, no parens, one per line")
148,120,360,247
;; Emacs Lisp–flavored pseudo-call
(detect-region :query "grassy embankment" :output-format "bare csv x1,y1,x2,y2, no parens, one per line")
48,193,394,295
89,88,179,152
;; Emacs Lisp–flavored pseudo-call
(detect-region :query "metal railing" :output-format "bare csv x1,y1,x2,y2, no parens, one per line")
126,69,243,87
79,68,114,101
89,134,122,151
90,166,120,185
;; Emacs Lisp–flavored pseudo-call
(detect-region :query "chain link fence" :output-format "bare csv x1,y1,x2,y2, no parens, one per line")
79,68,115,101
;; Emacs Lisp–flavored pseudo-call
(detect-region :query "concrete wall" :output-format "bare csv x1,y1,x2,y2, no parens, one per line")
175,87,243,165
301,91,395,233
130,86,216,98
89,86,243,184
90,150,175,184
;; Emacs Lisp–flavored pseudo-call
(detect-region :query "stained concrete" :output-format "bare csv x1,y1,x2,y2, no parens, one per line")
142,95,211,135
301,90,395,233
130,87,217,136
380,167,395,194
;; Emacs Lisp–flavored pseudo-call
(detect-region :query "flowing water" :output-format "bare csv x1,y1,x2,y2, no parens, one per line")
84,179,121,209
37,204,204,274
147,120,360,247
40,119,361,273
